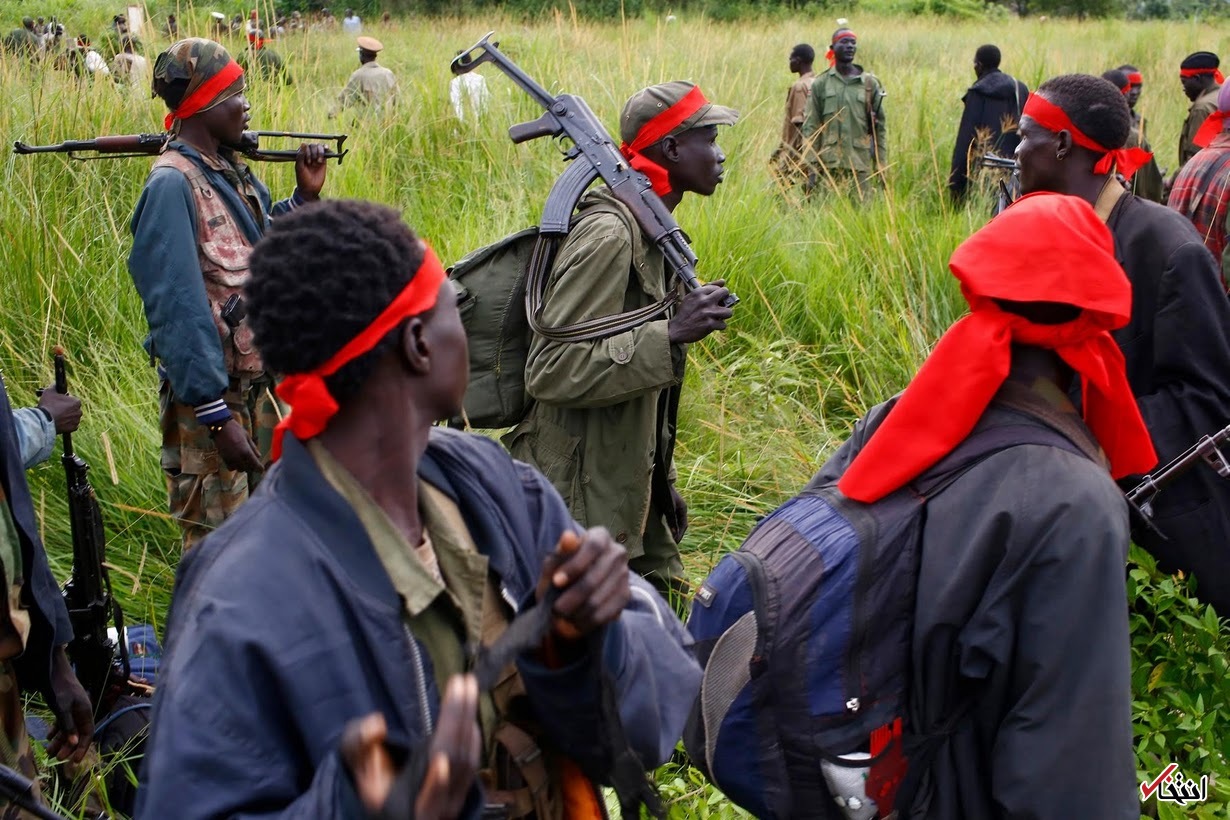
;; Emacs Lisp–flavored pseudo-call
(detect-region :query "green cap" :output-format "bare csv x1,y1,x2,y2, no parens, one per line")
619,81,739,146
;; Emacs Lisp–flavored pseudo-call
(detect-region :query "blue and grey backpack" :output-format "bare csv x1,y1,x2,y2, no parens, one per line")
684,420,1084,820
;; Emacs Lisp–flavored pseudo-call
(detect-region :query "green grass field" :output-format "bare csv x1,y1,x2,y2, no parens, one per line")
2,8,1229,818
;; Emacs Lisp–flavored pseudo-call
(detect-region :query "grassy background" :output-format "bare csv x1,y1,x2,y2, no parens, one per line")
1,8,1228,818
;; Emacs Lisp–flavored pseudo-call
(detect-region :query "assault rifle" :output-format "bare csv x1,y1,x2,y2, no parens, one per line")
1127,421,1230,533
451,31,738,320
13,130,348,164
54,349,127,714
978,153,1019,216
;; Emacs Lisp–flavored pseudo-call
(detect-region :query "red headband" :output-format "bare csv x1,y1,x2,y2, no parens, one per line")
1022,93,1153,181
1118,81,1131,95
1180,67,1226,83
619,84,709,196
1194,110,1230,148
1127,72,1143,84
838,193,1156,503
825,30,857,66
164,59,244,130
270,247,447,461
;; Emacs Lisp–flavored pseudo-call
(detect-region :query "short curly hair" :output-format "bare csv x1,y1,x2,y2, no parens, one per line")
246,199,426,404
1036,74,1131,151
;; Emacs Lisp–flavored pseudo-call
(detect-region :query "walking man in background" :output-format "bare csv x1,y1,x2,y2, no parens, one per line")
127,38,328,548
948,44,1028,201
333,36,397,115
1168,82,1230,286
770,43,815,187
801,27,887,196
506,81,737,605
1116,64,1165,202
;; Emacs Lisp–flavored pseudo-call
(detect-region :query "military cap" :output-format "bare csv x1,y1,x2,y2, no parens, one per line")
1181,51,1220,70
356,36,383,53
619,81,739,146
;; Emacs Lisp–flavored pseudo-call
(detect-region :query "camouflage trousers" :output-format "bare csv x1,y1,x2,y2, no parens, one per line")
0,662,39,820
160,375,281,550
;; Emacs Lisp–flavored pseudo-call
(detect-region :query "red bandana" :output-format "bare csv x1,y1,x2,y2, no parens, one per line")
1023,93,1153,181
838,193,1157,503
164,59,244,130
1194,110,1230,148
1127,71,1143,85
1180,67,1225,83
825,30,857,67
619,84,709,196
1117,80,1131,95
270,247,447,461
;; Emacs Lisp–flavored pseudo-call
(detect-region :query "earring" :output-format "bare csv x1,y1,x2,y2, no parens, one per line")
1056,151,1066,161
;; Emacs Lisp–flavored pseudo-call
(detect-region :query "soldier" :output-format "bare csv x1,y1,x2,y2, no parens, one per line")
240,31,291,85
0,374,95,816
949,44,1029,202
3,17,39,57
127,38,328,548
769,43,815,186
333,36,397,115
1177,52,1222,173
801,27,887,196
111,36,148,84
505,81,737,605
1115,64,1165,202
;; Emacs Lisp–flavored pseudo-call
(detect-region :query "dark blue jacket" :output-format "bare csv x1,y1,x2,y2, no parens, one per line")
0,375,74,699
135,427,700,819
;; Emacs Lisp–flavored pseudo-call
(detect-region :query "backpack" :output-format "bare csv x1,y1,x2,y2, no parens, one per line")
448,198,676,429
683,420,1085,820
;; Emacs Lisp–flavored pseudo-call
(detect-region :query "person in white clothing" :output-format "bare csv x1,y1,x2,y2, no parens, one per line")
449,70,489,123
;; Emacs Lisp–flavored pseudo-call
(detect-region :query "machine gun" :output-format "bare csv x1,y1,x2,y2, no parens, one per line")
451,30,737,342
1127,421,1230,535
13,130,348,163
978,153,1019,217
54,349,127,714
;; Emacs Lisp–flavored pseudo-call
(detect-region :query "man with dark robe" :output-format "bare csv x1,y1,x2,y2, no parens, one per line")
1015,73,1230,614
816,193,1150,818
948,44,1029,201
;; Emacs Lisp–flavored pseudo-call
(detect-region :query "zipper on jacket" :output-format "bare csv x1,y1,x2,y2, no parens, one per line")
406,626,434,735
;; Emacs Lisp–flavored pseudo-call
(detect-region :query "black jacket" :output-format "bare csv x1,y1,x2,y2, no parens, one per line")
0,374,74,699
949,70,1029,199
1107,193,1230,613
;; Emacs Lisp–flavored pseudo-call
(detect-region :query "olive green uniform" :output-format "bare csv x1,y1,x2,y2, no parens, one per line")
1128,111,1164,203
337,60,397,112
505,188,687,595
801,64,887,192
1180,84,1221,169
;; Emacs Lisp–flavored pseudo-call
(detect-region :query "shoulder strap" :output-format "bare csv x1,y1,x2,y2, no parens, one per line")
911,421,1085,500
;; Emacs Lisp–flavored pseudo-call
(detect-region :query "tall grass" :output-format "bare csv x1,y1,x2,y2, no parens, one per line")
1,8,1228,817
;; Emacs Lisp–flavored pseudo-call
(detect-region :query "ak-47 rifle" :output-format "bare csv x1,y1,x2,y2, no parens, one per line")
13,130,348,164
451,31,737,343
54,348,126,714
978,153,1019,217
1127,421,1230,535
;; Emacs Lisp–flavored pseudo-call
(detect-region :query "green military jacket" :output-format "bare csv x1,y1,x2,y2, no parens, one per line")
1128,112,1164,203
1180,84,1221,169
505,188,685,557
801,65,887,174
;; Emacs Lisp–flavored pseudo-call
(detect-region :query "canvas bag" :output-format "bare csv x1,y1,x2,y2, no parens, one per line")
684,419,1087,820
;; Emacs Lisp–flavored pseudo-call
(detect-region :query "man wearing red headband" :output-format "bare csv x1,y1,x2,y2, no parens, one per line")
1015,73,1230,614
135,200,700,820
1178,51,1223,172
1114,63,1164,202
127,38,329,549
1168,81,1230,283
506,81,737,607
949,44,1028,202
815,193,1143,818
800,26,887,195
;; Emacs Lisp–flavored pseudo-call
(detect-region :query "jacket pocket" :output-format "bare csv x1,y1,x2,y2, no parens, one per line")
503,416,584,521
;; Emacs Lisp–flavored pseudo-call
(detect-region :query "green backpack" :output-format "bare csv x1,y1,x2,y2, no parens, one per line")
448,201,677,429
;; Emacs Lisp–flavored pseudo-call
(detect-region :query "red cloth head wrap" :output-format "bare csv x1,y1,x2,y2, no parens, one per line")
1022,93,1153,181
618,84,709,197
1194,111,1230,148
1180,67,1226,84
270,246,447,461
837,192,1157,503
826,29,857,66
1127,71,1143,85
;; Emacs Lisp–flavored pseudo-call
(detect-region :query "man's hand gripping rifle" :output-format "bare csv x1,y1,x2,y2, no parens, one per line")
451,32,738,313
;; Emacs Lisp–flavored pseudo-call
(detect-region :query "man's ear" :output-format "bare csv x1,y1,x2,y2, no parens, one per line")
400,318,430,376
